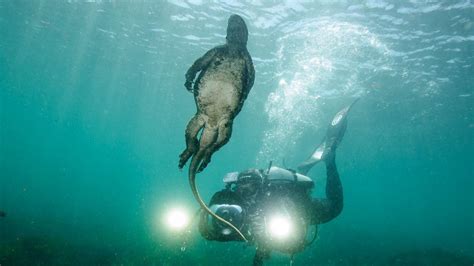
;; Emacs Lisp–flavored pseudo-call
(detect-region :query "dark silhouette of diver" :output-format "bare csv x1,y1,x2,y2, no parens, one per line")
198,100,358,265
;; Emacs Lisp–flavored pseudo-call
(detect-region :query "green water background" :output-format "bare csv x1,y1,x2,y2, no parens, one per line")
0,1,473,265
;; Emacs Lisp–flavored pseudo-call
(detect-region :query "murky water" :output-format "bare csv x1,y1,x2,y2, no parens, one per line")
1,1,473,265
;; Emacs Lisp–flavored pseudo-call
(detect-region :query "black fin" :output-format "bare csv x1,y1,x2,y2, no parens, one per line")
297,99,358,174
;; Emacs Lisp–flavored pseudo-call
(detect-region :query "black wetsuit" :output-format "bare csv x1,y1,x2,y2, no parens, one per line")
308,154,343,225
197,154,344,266
252,154,343,266
199,153,343,239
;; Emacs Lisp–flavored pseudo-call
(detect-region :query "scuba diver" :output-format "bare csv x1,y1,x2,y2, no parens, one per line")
198,100,357,265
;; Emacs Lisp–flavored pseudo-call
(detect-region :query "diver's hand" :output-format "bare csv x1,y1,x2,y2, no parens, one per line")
185,80,193,92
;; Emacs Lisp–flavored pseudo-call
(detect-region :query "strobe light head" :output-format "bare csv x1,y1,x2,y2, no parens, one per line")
267,215,293,241
164,207,191,232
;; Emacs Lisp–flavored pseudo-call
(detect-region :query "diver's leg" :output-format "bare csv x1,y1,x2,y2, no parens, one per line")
324,152,343,217
179,114,205,169
309,152,343,224
198,119,233,172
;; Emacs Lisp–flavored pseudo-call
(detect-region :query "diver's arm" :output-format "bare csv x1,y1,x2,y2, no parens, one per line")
184,47,219,91
309,153,343,224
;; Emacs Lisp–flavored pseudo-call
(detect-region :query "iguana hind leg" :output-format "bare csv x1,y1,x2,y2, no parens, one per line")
179,114,205,169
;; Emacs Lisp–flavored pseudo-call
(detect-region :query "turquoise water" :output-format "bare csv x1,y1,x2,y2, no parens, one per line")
1,1,473,265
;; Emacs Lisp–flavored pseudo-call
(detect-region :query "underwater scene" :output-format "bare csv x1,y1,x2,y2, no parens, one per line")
0,1,473,265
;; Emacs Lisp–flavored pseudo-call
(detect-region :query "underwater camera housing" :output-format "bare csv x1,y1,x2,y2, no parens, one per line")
198,166,315,254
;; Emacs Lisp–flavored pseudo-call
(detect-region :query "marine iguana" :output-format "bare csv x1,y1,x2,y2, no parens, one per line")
179,14,255,241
